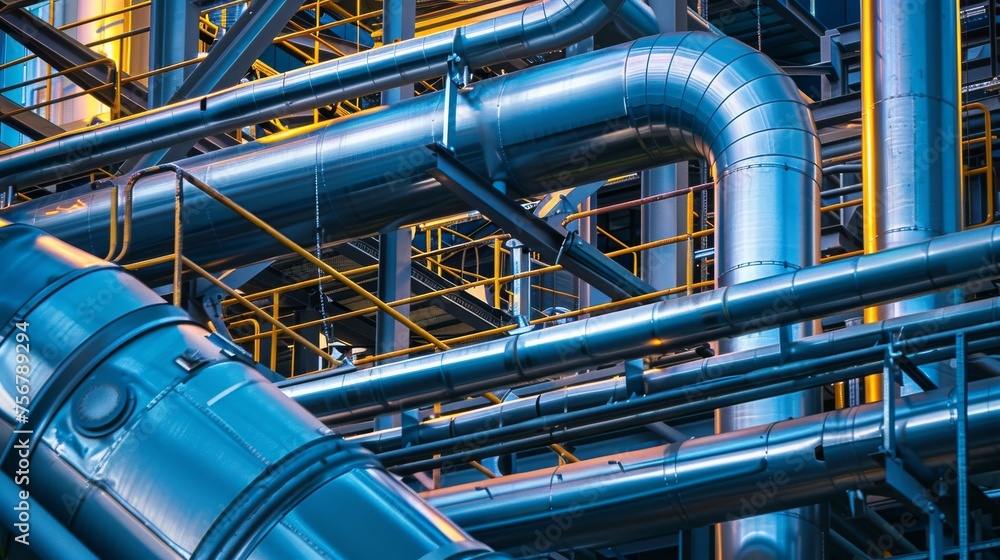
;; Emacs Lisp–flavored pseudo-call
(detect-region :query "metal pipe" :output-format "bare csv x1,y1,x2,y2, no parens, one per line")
282,225,1000,423
0,0,658,188
2,32,818,295
0,474,99,560
0,220,507,559
350,297,1000,453
712,0,822,550
861,0,962,397
372,318,1000,471
422,377,1000,552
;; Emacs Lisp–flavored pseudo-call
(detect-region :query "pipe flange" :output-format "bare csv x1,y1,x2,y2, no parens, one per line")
72,380,134,437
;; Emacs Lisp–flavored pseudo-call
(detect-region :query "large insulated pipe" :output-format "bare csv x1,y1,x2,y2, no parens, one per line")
0,0,658,188
0,221,507,560
712,3,821,553
861,0,962,397
422,377,1000,553
0,32,817,289
351,297,1000,453
281,225,1000,422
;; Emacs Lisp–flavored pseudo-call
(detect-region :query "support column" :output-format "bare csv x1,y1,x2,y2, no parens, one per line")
641,0,688,292
565,36,596,310
375,0,416,369
148,0,198,108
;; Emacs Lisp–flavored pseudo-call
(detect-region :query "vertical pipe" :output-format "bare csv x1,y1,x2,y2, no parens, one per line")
861,0,962,400
565,37,595,310
374,0,416,357
375,0,416,434
713,24,823,560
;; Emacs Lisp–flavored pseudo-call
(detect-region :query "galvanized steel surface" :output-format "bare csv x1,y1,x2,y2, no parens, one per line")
0,220,507,559
0,0,658,188
423,378,1000,551
282,226,1000,422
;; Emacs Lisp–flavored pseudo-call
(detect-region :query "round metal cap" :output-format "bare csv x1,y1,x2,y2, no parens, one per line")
73,381,132,436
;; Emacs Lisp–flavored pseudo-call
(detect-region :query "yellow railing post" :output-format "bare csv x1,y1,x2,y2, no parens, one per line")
493,237,502,309
686,190,695,295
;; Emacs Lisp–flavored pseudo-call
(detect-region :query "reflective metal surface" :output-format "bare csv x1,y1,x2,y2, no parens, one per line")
423,378,1000,552
0,0,658,188
351,297,1000,453
862,0,962,392
0,220,507,560
282,225,1000,422
2,32,817,292
702,13,823,553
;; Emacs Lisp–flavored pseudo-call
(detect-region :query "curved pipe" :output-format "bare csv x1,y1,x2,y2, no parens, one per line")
281,226,1000,422
0,221,507,560
422,378,1000,552
349,297,1000,453
0,0,658,188
1,32,816,289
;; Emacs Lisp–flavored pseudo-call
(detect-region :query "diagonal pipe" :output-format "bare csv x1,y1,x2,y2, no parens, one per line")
0,0,657,188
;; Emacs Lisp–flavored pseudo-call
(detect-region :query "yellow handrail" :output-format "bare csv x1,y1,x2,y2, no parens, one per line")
109,165,450,358
0,57,121,121
229,318,262,362
962,102,995,229
595,225,638,276
349,280,715,366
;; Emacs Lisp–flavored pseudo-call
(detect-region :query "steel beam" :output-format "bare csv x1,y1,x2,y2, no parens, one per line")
427,143,654,301
128,0,304,170
0,2,147,115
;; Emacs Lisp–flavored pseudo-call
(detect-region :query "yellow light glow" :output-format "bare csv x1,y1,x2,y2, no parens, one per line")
43,199,87,216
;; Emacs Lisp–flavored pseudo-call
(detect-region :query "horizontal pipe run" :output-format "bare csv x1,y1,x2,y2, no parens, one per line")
0,0,658,187
375,319,1000,471
281,225,1000,423
422,377,1000,551
2,32,817,295
350,297,1000,454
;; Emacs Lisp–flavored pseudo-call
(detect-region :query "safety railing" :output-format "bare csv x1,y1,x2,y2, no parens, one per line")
218,179,716,368
294,184,715,366
0,57,121,120
562,181,714,297
105,164,459,376
962,102,995,228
